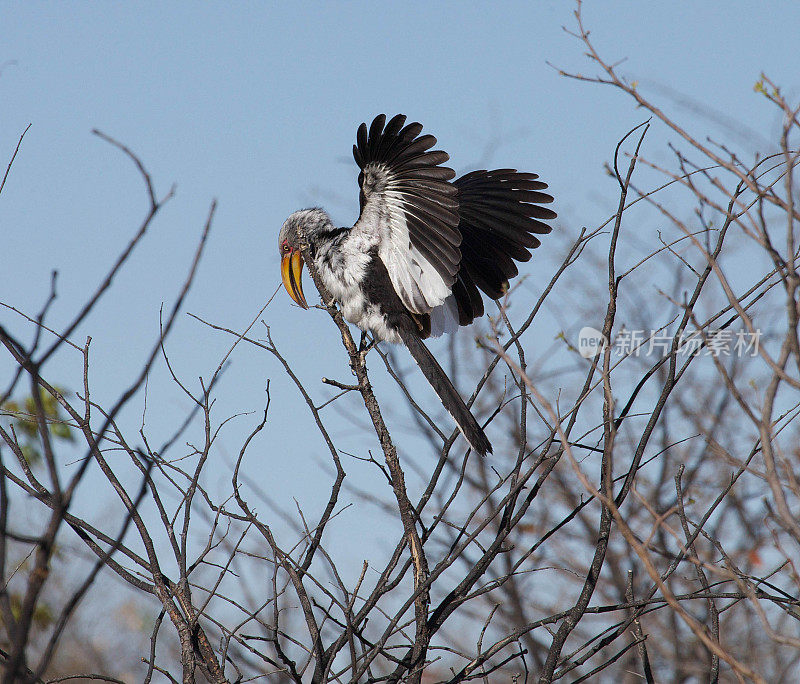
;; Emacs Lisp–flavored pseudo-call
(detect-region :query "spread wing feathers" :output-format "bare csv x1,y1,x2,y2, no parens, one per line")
352,114,461,315
451,169,557,325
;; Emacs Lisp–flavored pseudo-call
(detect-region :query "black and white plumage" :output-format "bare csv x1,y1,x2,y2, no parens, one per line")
279,114,556,455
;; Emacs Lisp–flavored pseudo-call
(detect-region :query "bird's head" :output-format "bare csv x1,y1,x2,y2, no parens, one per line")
278,208,332,309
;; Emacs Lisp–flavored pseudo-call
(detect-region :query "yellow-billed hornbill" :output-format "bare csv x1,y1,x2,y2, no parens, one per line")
279,114,555,456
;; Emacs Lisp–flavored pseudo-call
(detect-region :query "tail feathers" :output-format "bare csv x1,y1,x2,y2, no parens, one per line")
398,326,492,456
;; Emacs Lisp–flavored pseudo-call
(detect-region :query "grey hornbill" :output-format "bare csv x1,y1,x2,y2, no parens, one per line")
279,114,556,456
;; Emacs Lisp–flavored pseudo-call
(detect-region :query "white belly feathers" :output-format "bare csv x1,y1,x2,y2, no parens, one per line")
314,232,402,343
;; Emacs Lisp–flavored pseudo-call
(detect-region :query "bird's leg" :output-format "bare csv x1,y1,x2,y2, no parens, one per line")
358,332,377,360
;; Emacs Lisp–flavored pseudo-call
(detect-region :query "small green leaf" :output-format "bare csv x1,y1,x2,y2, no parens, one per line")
21,444,41,466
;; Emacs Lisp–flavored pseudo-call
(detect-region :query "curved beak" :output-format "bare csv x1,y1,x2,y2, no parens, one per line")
281,250,308,309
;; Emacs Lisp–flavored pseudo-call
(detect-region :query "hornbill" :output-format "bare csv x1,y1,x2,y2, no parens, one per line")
279,114,556,456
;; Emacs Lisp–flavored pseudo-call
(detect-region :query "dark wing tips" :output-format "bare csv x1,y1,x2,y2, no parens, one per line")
378,114,406,158
451,168,557,323
367,114,386,157
452,272,485,325
398,121,424,144
353,114,461,292
385,113,407,135
357,122,368,153
354,114,453,173
353,122,368,166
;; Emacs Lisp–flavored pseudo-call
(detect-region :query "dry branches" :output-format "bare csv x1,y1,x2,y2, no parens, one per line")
2,4,800,681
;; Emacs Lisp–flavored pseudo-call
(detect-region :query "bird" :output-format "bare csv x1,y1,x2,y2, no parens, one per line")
278,114,556,456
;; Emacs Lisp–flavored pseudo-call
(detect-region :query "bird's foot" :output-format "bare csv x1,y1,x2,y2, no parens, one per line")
358,336,378,364
358,332,375,353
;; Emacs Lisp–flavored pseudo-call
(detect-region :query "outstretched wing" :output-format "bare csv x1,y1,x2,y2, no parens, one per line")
450,169,556,325
351,114,461,315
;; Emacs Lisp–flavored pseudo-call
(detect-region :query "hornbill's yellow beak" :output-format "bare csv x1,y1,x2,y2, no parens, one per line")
281,250,308,309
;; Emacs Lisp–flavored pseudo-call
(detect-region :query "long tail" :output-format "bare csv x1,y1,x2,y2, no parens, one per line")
398,326,492,456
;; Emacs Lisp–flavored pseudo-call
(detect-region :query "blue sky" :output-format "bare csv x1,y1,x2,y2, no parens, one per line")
2,2,798,582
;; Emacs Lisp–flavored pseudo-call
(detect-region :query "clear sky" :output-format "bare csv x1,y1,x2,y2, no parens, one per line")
1,2,798,585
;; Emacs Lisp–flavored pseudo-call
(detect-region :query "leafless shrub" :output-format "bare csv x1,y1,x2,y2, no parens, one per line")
2,4,800,682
